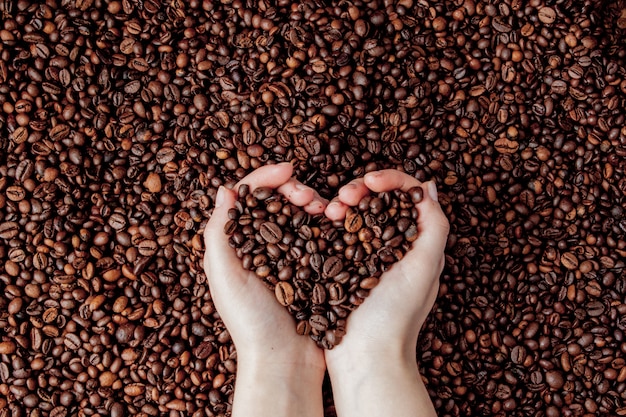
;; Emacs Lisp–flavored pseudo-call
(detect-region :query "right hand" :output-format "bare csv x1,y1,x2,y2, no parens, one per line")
323,170,450,364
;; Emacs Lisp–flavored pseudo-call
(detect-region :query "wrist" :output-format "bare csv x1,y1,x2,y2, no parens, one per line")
232,346,325,417
236,357,325,391
327,345,418,383
235,335,326,392
325,333,417,374
236,345,326,383
325,344,436,417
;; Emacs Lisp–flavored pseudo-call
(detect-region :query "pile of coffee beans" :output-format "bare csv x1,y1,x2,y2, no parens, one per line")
0,0,625,416
225,184,422,349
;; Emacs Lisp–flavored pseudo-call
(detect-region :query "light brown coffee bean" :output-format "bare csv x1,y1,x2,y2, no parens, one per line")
275,281,295,306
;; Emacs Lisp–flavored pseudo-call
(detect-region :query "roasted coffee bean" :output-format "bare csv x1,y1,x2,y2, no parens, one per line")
344,209,363,233
296,320,311,335
586,301,605,317
49,124,70,141
228,187,419,349
360,277,379,290
259,222,283,244
0,222,19,239
224,219,237,235
138,240,158,256
510,345,527,365
560,251,579,270
5,186,25,201
63,334,81,351
0,342,16,354
309,314,329,331
323,256,343,278
1,2,624,416
312,283,327,304
538,6,556,24
252,187,272,201
275,281,295,306
546,370,565,390
408,186,424,204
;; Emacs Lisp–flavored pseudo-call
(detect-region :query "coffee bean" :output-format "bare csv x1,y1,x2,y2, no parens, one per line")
494,137,520,154
538,6,556,24
49,124,70,141
1,1,624,415
303,136,322,155
0,222,19,239
492,16,512,33
63,333,81,351
296,320,312,335
545,370,564,390
501,61,516,83
275,281,295,306
560,252,579,270
323,256,343,278
404,224,419,242
252,187,273,201
138,240,158,256
360,277,379,290
5,185,25,202
408,186,424,204
194,342,213,360
344,209,363,233
259,222,283,244
309,314,329,331
0,341,16,354
312,283,327,304
510,345,527,365
586,301,605,317
228,186,419,349
108,213,127,231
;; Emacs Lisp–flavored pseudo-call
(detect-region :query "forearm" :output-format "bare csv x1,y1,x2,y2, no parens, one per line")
328,355,437,417
232,355,325,417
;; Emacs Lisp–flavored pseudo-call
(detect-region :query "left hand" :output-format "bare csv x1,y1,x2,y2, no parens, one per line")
203,162,328,370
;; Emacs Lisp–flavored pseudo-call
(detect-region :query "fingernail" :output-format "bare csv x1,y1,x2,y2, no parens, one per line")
427,181,438,202
295,182,308,190
215,186,225,208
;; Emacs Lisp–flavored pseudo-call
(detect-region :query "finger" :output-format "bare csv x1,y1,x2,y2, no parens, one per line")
324,198,348,220
363,169,423,192
277,179,316,206
304,198,327,214
363,170,448,260
405,181,450,270
324,178,374,220
203,186,240,280
336,178,369,206
277,178,329,209
203,186,284,330
233,162,294,193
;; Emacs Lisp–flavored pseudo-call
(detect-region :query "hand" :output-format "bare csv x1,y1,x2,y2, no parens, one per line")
203,162,328,417
323,169,449,417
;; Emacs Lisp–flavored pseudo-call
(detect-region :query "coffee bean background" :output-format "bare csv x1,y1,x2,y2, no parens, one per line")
0,0,625,416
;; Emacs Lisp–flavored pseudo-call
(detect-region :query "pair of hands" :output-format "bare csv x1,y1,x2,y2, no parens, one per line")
203,163,449,417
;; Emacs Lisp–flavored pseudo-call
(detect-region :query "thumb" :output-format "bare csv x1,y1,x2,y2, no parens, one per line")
409,181,450,269
203,186,239,279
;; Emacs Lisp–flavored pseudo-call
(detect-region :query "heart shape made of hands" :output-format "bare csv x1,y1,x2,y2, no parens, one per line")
225,184,424,349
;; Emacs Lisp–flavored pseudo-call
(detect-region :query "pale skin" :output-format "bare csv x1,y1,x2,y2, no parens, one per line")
203,162,449,417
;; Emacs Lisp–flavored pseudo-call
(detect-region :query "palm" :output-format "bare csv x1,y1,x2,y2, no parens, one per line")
322,170,449,359
329,253,440,353
203,163,328,362
210,262,308,349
